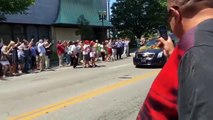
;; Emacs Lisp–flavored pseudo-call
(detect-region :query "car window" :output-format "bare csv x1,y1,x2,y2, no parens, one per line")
146,39,157,47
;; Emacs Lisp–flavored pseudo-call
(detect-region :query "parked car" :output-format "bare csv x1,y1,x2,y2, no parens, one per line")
133,39,167,67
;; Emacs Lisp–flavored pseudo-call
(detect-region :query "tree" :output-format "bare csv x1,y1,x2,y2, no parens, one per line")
118,30,137,47
0,0,35,21
75,15,94,40
111,0,167,38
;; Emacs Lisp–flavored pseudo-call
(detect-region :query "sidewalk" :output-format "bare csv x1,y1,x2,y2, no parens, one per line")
0,53,135,81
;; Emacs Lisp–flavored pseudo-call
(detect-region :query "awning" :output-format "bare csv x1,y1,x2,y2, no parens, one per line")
55,0,113,27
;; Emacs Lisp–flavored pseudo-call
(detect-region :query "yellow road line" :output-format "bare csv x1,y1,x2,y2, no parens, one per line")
9,70,159,120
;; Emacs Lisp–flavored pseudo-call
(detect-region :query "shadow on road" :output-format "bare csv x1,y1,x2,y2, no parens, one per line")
136,65,163,69
74,65,106,69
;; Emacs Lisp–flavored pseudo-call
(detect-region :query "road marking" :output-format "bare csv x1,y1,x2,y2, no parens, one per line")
9,70,160,120
108,63,132,70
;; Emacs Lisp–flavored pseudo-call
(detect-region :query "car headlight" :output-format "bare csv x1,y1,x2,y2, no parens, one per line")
143,53,155,60
157,51,163,58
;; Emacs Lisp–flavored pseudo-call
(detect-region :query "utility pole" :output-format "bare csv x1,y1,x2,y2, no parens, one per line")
107,0,110,21
98,11,107,42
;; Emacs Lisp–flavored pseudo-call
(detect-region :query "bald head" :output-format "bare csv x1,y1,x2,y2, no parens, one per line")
167,0,213,39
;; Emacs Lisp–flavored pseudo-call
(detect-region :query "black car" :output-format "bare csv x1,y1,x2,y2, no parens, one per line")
133,39,167,67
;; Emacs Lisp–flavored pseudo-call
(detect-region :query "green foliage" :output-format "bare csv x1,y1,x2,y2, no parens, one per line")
118,30,137,48
118,30,135,40
75,15,94,40
111,0,167,38
0,0,35,21
49,51,58,62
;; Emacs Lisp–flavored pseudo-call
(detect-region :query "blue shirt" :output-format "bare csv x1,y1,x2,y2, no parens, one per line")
30,47,37,57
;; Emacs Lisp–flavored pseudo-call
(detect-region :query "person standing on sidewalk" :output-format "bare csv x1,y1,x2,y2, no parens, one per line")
100,42,106,61
95,40,101,62
56,41,65,67
83,40,91,68
116,39,123,60
1,45,12,77
0,40,4,79
77,40,82,65
67,41,73,66
124,38,130,57
71,41,78,68
44,39,52,69
29,40,37,72
8,41,19,75
90,41,97,67
106,39,113,62
111,39,117,61
37,39,46,72
137,0,213,120
17,42,26,73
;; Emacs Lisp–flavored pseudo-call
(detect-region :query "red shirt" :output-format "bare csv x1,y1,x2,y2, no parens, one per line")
56,43,65,55
137,47,181,120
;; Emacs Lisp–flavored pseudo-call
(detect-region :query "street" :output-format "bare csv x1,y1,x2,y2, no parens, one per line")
0,56,160,120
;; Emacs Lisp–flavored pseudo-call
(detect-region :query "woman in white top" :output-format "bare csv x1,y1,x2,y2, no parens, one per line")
90,41,97,67
83,40,91,68
17,43,26,73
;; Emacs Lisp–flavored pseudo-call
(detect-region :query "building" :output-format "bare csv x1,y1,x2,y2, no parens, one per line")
0,0,112,44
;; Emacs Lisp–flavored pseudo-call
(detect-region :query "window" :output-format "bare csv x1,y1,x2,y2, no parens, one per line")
13,25,25,40
38,26,49,39
26,25,38,40
0,24,12,43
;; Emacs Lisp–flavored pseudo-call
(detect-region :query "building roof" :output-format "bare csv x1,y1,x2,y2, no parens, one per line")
4,0,59,25
55,0,112,27
3,0,112,27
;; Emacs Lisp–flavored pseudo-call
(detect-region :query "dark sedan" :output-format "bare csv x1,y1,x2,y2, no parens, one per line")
133,39,167,67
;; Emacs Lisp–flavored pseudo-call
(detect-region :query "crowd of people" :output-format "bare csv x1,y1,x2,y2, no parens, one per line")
0,38,130,79
56,38,130,68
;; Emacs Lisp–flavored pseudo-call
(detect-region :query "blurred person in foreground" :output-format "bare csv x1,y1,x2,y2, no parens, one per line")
137,0,213,120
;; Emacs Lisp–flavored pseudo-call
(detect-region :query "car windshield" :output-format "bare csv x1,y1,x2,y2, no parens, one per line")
146,39,157,47
138,39,160,52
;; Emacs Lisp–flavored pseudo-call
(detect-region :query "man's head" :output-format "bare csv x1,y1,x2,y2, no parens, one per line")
39,39,43,43
167,0,213,38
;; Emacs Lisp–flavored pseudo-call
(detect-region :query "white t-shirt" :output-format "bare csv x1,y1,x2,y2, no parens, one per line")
17,44,25,58
71,45,78,55
37,43,46,56
83,45,90,55
67,45,73,55
124,41,130,47
90,47,96,58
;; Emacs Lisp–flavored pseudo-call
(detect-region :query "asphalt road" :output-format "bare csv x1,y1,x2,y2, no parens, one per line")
0,56,160,120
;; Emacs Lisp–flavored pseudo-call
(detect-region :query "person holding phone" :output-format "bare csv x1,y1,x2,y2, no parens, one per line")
137,0,213,120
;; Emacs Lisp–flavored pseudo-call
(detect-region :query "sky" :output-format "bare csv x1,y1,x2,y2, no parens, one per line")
110,0,116,7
